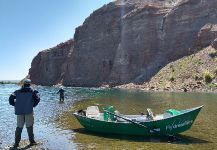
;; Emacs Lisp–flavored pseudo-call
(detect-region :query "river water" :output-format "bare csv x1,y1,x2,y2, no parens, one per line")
0,84,217,150
0,84,104,149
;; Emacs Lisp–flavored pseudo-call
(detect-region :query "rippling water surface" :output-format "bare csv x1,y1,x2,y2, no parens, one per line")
0,84,217,150
0,84,106,149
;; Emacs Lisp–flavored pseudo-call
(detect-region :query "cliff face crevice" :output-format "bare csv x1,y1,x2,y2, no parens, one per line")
29,0,217,87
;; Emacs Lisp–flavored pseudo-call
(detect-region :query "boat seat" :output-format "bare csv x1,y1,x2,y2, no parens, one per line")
166,109,181,116
153,115,164,120
86,106,100,118
146,108,154,120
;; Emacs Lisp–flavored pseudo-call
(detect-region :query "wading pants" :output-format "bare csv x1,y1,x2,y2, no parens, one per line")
14,113,35,146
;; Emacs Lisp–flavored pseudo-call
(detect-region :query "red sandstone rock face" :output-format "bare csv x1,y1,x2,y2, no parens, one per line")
29,0,217,86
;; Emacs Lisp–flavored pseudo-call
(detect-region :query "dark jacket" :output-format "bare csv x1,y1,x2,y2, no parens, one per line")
9,86,40,115
57,89,64,97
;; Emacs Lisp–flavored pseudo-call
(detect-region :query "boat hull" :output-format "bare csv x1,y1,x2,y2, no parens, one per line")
73,106,203,136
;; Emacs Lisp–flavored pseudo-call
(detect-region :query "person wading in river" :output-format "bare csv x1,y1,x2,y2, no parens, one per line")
9,79,40,149
57,87,65,102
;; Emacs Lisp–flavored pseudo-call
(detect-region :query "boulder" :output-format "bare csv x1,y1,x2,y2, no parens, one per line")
212,38,217,50
197,24,217,48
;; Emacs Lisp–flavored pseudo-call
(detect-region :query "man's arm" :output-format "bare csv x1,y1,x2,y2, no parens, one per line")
33,90,40,107
9,92,16,106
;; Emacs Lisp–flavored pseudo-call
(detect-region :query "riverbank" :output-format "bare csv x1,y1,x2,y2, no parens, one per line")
1,141,45,150
0,80,19,84
116,47,217,93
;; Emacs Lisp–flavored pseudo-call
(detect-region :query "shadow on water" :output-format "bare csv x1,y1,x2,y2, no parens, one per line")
58,101,65,104
73,128,211,144
178,134,212,144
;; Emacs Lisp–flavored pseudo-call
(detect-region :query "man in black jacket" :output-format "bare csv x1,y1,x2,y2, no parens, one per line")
57,87,65,102
9,79,40,148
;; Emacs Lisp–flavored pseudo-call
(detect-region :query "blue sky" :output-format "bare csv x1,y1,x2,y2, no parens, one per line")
0,0,113,80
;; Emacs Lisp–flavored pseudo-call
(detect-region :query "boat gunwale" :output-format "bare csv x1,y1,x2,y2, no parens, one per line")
73,105,203,123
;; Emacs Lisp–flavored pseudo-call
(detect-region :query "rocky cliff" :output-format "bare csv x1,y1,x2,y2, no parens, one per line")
118,23,217,92
29,39,74,85
29,0,217,87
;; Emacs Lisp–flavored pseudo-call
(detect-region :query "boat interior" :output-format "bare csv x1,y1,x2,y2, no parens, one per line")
77,106,193,122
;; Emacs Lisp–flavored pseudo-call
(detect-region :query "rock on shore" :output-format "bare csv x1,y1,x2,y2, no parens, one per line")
2,140,46,150
29,0,217,87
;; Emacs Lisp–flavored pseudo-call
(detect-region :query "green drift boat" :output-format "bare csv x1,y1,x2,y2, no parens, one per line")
73,105,203,136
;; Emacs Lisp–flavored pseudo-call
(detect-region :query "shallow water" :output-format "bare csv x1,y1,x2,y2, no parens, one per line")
59,90,217,150
0,84,217,150
0,84,105,149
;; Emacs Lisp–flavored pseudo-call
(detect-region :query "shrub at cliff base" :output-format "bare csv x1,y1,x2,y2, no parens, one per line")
204,71,213,83
208,51,217,58
214,67,217,75
169,76,175,82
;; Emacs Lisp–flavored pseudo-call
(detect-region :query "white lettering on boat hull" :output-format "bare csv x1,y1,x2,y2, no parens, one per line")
166,120,193,131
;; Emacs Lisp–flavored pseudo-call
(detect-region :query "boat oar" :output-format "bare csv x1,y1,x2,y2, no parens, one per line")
104,110,180,142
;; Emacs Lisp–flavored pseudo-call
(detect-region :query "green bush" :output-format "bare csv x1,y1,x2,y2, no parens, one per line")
209,51,217,58
169,76,175,82
214,67,217,75
194,74,199,80
204,71,213,83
